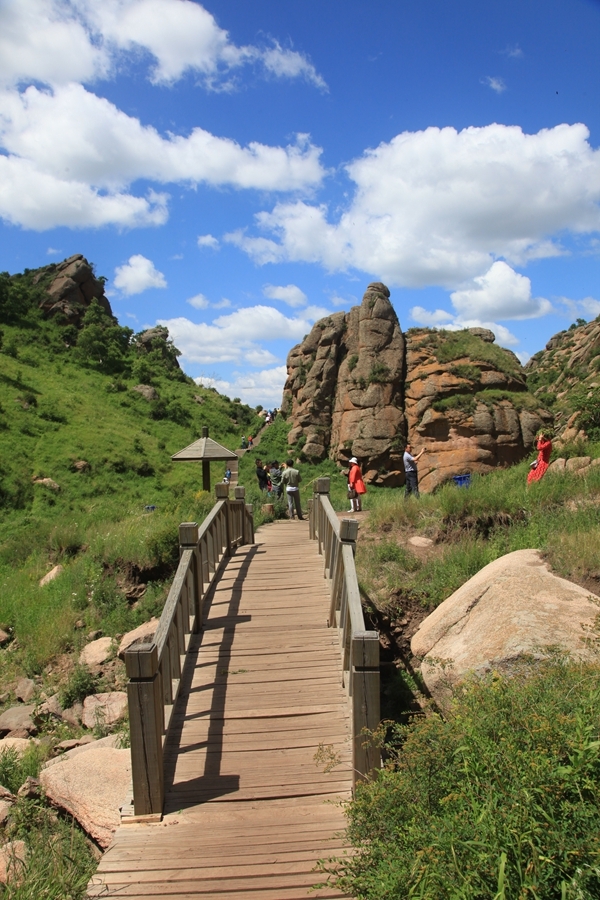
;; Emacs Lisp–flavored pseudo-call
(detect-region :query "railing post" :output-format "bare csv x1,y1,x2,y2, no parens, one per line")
215,483,231,556
179,522,201,634
313,477,330,553
125,643,164,817
351,631,380,785
234,486,246,545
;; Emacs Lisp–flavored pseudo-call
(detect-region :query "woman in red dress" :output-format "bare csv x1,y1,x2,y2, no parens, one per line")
348,457,367,511
527,433,552,484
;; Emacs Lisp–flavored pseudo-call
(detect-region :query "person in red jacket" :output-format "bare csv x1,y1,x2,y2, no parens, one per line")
348,457,367,512
527,432,552,484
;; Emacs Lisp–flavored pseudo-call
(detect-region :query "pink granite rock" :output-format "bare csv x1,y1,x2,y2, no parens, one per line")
79,637,113,667
40,748,131,848
82,692,127,730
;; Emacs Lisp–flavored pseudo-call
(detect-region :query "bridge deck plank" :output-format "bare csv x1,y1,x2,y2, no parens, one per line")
89,520,352,899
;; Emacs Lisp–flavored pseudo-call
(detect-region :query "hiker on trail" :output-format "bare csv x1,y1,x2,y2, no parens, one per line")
269,460,283,498
527,432,552,484
255,459,269,492
404,442,425,498
225,467,232,483
241,436,247,450
347,457,367,512
281,459,304,520
248,435,254,449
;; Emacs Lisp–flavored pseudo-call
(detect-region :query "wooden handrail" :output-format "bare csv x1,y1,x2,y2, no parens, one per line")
125,483,254,817
309,477,380,785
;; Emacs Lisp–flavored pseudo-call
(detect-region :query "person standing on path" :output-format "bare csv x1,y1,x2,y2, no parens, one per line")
281,459,304,519
347,457,367,512
403,442,426,498
527,432,552,484
255,459,269,492
248,435,254,450
269,460,283,498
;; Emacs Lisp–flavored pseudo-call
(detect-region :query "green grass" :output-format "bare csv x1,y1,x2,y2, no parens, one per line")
323,657,600,900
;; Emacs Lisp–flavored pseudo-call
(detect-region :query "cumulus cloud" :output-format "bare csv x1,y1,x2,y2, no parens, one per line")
196,365,287,406
450,261,552,320
158,304,328,366
114,254,167,295
558,295,600,320
410,307,454,327
263,283,308,308
187,293,209,309
229,123,600,292
410,262,550,348
0,0,326,91
482,76,506,94
197,234,219,249
0,83,324,228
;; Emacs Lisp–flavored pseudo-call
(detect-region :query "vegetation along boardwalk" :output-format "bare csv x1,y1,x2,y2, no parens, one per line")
88,508,363,899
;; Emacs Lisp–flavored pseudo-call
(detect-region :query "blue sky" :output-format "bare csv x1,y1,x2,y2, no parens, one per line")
1,0,600,405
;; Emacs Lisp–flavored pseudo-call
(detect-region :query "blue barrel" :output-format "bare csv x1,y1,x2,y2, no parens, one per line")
452,474,471,488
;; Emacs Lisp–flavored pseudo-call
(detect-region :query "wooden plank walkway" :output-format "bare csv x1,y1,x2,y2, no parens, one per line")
88,519,352,899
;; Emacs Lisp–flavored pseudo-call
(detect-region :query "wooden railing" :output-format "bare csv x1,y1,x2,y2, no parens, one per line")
309,477,380,784
125,484,254,818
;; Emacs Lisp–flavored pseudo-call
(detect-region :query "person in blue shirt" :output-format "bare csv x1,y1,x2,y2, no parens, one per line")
403,442,426,498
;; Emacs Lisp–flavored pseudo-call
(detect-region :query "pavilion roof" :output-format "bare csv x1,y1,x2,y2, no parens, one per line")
171,436,237,462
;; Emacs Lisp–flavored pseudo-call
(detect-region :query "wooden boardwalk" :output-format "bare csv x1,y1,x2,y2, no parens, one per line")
88,519,352,899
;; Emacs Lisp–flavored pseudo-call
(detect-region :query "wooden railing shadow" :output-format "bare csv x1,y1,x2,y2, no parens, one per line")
161,543,257,812
308,477,381,784
124,483,255,819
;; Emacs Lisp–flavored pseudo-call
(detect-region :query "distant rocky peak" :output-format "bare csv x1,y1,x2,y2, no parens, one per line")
39,253,112,324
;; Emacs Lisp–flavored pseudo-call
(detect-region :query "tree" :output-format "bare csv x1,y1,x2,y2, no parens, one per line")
75,301,133,374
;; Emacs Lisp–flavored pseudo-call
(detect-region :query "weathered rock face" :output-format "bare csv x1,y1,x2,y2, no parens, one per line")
282,284,407,483
411,549,600,708
405,329,552,492
283,283,552,490
526,318,600,444
38,254,112,323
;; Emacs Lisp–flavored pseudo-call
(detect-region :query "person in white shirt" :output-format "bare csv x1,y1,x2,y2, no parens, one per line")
403,442,425,498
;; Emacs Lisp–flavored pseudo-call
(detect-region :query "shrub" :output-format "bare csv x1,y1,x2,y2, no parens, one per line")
368,363,391,385
325,657,600,900
347,354,359,372
59,664,97,709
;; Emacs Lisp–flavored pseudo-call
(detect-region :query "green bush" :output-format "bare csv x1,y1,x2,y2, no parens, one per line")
325,657,600,900
59,665,97,709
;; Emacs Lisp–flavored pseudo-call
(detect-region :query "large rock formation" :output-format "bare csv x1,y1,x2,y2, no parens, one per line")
411,549,600,708
283,283,552,491
526,317,600,444
37,253,112,323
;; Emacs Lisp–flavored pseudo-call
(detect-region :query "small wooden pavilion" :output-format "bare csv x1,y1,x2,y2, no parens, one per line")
171,426,237,492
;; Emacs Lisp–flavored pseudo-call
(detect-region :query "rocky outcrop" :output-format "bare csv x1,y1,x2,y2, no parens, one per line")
411,549,600,707
526,318,600,444
404,329,552,492
283,283,551,490
38,254,112,323
282,284,407,483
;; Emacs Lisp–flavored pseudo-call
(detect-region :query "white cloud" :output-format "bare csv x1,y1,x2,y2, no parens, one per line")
197,234,219,249
450,261,552,320
410,307,454,326
195,366,287,406
262,41,327,90
114,254,167,295
263,283,308,308
482,76,506,94
0,0,107,88
558,295,600,319
46,246,60,255
229,123,600,291
0,83,323,228
158,304,327,366
502,44,523,59
213,298,231,309
244,348,279,366
187,293,209,309
0,1,326,92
